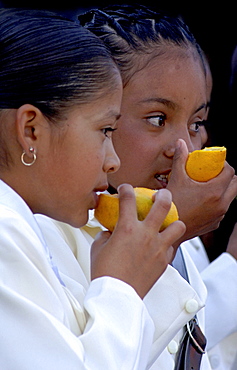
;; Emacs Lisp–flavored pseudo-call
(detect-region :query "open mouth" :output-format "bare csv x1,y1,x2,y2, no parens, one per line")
155,174,169,185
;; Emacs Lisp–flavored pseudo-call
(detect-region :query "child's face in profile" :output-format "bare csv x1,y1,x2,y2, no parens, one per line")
38,77,122,228
108,47,209,190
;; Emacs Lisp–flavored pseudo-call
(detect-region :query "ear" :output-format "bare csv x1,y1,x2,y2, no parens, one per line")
15,104,48,157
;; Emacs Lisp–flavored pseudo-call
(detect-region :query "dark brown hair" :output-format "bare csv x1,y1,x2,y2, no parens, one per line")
0,9,119,121
79,4,206,86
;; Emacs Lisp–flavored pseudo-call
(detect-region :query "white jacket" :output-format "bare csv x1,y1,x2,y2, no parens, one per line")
0,180,158,370
183,237,237,370
36,211,213,369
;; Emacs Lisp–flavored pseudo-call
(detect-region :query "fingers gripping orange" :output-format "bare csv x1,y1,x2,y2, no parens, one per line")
94,187,179,232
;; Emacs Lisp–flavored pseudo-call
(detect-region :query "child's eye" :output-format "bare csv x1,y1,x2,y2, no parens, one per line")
189,121,206,133
146,114,166,127
102,127,117,138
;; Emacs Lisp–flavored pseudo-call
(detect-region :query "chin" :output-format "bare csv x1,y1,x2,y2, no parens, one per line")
64,211,89,229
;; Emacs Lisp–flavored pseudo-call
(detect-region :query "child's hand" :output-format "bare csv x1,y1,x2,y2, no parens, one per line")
167,139,237,244
91,184,186,299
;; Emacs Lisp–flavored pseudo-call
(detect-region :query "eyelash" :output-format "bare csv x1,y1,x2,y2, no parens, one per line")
102,127,117,138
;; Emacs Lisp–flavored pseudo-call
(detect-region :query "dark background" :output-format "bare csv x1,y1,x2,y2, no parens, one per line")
1,1,237,260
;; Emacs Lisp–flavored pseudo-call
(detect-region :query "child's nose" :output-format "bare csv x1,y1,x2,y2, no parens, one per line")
164,130,194,158
104,142,120,174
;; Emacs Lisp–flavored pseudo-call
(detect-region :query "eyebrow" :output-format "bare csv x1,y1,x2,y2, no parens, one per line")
194,103,207,114
138,97,208,114
138,97,178,110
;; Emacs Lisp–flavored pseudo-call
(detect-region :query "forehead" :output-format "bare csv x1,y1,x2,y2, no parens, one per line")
123,47,207,108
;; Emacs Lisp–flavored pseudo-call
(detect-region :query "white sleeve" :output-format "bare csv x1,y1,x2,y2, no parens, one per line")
201,252,237,349
0,211,155,370
0,278,154,370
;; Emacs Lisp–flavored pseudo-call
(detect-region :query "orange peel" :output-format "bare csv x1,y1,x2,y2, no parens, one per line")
185,146,226,182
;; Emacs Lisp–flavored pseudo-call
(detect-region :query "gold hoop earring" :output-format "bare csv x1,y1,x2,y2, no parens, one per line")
21,149,36,166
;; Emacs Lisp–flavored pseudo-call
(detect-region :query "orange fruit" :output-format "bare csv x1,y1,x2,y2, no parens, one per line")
94,187,179,232
185,146,226,182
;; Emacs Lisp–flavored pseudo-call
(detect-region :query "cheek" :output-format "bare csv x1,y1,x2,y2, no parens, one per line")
190,132,203,150
118,136,159,172
200,127,208,147
81,149,103,176
113,119,150,155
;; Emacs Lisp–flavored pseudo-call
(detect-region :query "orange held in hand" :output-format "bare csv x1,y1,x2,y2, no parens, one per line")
94,187,179,232
185,146,226,182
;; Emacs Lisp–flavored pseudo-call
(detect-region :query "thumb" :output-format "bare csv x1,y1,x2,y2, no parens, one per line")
169,139,189,182
91,230,112,280
93,230,111,247
91,230,111,256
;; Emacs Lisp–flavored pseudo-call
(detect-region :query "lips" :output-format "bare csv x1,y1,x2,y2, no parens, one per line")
90,192,99,210
91,184,109,209
155,173,169,187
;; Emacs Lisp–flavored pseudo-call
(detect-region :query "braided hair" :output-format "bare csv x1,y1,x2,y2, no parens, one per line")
79,4,206,86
